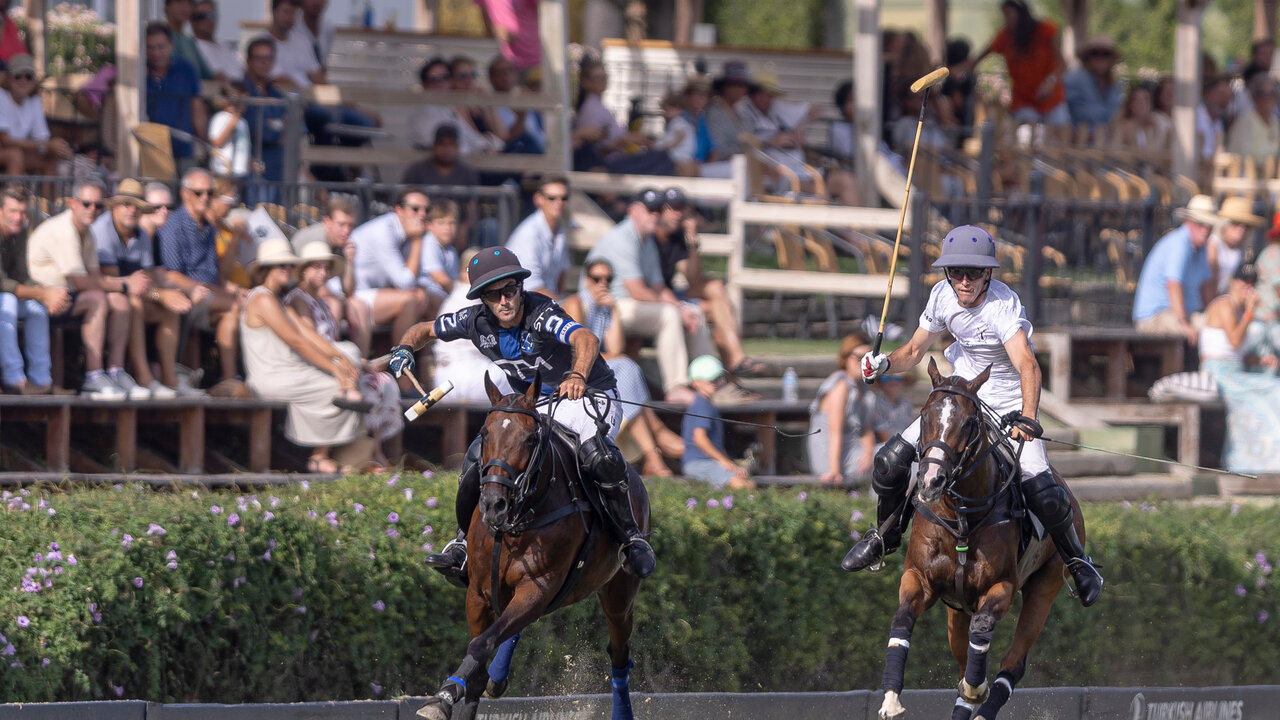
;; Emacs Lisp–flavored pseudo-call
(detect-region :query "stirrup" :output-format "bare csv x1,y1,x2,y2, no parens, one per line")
1062,556,1104,605
617,536,656,579
425,537,468,569
842,529,888,573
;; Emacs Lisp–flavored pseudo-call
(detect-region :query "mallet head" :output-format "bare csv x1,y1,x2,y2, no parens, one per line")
910,67,950,94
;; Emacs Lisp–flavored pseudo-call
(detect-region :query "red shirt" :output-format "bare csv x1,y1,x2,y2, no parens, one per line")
989,20,1065,114
0,15,29,62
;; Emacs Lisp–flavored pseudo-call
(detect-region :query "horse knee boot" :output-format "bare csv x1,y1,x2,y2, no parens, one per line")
843,435,917,572
425,436,482,585
580,436,656,579
1022,471,1103,606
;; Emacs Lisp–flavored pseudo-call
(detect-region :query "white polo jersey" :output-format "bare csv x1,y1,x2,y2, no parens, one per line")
920,278,1032,399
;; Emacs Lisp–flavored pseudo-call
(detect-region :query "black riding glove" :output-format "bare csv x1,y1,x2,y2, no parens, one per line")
1001,411,1043,439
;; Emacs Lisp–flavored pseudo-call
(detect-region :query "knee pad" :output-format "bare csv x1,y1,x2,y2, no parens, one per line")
456,435,484,530
1022,471,1072,529
872,434,917,497
579,435,627,489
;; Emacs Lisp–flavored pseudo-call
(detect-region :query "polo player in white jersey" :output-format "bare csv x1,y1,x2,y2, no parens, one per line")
843,225,1103,607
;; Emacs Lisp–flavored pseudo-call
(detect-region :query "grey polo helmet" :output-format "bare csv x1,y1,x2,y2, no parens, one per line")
932,225,1000,269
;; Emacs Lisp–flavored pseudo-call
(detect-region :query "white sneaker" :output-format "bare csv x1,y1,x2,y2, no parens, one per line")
81,373,125,400
109,370,151,400
175,381,207,397
147,380,178,400
175,364,204,388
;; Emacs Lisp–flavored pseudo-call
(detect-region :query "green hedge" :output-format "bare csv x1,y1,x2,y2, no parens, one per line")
0,476,1277,702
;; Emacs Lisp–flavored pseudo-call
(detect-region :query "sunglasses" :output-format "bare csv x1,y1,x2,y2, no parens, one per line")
453,71,477,80
186,188,212,197
401,203,428,213
587,274,613,284
426,74,450,82
541,193,568,203
192,11,215,21
480,283,520,303
147,205,173,214
945,267,988,281
12,73,35,81
249,53,275,62
76,198,106,210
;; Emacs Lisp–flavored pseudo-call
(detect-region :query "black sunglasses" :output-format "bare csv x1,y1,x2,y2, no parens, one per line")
426,73,450,82
186,188,212,197
76,198,105,210
192,11,216,21
587,274,613,284
480,283,520,303
945,267,988,281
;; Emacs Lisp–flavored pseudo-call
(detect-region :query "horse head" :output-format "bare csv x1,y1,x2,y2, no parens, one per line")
916,358,992,505
477,371,545,533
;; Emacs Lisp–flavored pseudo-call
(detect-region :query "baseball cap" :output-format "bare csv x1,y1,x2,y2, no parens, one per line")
662,187,688,209
688,354,726,383
633,187,663,212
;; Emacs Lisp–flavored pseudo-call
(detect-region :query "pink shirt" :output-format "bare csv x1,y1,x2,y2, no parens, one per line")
474,0,541,70
0,14,29,61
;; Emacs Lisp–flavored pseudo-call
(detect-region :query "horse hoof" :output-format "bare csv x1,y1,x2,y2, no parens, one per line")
416,699,451,720
485,677,509,699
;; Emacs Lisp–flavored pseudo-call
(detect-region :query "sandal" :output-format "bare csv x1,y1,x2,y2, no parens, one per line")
730,357,769,378
307,456,340,474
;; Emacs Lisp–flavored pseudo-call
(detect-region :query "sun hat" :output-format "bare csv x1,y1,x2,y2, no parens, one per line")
248,238,300,273
7,54,35,77
1174,194,1221,226
750,69,784,97
932,225,1000,269
1218,196,1266,228
107,179,160,213
688,354,726,383
295,240,345,278
1076,34,1120,61
465,246,531,300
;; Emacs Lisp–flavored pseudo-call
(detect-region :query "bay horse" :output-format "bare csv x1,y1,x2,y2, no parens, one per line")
416,372,649,720
876,359,1081,720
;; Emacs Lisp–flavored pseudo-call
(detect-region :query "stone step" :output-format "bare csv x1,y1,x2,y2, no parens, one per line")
1067,474,1193,501
1047,450,1136,478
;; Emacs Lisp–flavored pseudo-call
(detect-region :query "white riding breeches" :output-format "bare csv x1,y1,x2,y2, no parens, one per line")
538,387,622,444
898,388,1049,479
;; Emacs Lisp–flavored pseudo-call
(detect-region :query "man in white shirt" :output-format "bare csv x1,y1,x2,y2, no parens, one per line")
1197,75,1232,162
191,1,243,81
349,187,432,351
0,54,73,175
296,0,337,71
264,0,322,89
845,225,1103,609
504,175,569,298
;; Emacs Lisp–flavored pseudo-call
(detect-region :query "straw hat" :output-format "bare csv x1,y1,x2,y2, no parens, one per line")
248,238,300,273
107,179,160,213
1218,197,1266,228
750,69,784,97
1076,34,1120,61
1174,195,1221,226
295,240,345,278
683,74,712,94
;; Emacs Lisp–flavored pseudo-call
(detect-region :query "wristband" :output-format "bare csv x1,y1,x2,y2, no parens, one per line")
562,370,586,382
150,290,161,303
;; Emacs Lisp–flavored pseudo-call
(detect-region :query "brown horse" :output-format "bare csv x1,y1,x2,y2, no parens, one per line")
416,373,649,720
876,359,1081,720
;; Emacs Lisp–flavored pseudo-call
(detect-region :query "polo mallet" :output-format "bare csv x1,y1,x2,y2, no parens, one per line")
404,373,454,422
869,66,950,383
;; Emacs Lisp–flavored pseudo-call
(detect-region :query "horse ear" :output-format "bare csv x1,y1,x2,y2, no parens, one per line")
525,370,542,403
927,357,942,387
968,364,992,391
484,372,503,405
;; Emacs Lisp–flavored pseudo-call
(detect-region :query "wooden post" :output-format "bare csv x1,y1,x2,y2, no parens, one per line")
1059,0,1089,70
115,0,142,177
248,406,272,473
116,407,137,472
415,0,438,32
1255,0,1277,48
726,154,748,330
23,0,45,76
1172,0,1205,181
853,0,882,210
539,0,572,175
924,0,946,66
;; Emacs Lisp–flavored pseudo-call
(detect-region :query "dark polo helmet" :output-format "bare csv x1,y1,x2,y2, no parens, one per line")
466,247,532,300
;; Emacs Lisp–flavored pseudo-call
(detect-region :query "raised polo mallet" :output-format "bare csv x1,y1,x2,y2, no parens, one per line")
869,66,950,383
404,373,454,422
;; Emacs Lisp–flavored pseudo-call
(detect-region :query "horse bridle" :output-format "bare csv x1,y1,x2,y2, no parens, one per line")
918,385,989,486
480,402,551,525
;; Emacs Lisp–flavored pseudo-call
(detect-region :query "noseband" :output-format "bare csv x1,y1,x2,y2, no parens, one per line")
918,385,987,486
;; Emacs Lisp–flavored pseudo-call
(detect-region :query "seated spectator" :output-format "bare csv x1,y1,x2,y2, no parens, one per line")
140,182,174,240
681,355,754,489
1208,197,1265,295
157,168,243,390
145,23,207,174
349,187,432,352
563,258,685,477
164,0,212,79
93,179,196,399
242,37,287,206
702,60,751,177
1132,194,1219,342
1108,83,1171,154
504,174,569,298
653,187,766,384
940,38,976,144
410,57,502,156
419,199,462,306
487,54,543,154
1198,75,1232,162
290,196,361,349
1227,73,1280,163
829,79,855,162
0,54,73,175
296,0,336,71
682,74,713,164
26,179,133,399
401,125,481,188
429,247,512,402
872,373,915,446
208,177,254,289
1255,212,1280,326
207,81,253,183
72,64,118,169
286,241,401,467
584,188,715,403
240,239,368,473
192,1,242,81
572,57,675,175
654,92,699,176
1,184,60,395
1063,34,1123,136
737,69,817,190
807,332,876,485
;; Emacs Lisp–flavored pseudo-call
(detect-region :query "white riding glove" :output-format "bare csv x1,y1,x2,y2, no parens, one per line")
861,351,890,383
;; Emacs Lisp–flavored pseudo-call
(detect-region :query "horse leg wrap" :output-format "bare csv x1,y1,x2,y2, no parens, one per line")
881,613,915,694
487,633,521,684
951,696,979,720
963,614,995,693
610,658,636,720
973,671,1016,720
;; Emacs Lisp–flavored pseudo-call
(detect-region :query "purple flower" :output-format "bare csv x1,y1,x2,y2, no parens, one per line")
132,577,143,588
262,550,272,562
46,508,55,516
851,509,864,522
301,480,311,490
797,491,808,501
422,525,433,535
850,530,862,541
268,539,276,548
292,587,303,600
370,682,384,695
16,616,29,628
1,645,13,656
113,685,123,697
1257,552,1268,566
722,496,734,510
1236,584,1248,597
387,529,399,538
1260,611,1270,623
308,510,317,520
48,542,59,551
269,496,281,508
422,470,435,479
325,511,338,526
372,600,386,612
146,523,166,536
227,513,240,526
404,488,414,500
387,474,399,486
296,605,307,614
121,534,133,549
426,497,438,508
41,658,49,667
422,543,435,553
1121,500,1132,510
354,503,365,514
210,505,222,515
387,512,399,523
264,511,275,522
67,554,77,566
1231,503,1242,515
706,498,720,508
685,498,697,509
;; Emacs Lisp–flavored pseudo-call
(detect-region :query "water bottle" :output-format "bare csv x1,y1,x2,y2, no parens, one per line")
782,366,799,403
